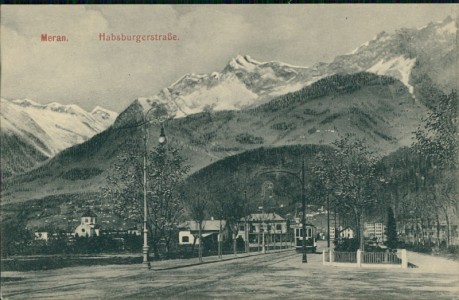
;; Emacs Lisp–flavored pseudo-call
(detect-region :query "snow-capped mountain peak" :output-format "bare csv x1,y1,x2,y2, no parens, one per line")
436,19,457,35
225,54,261,72
128,16,456,121
45,102,89,116
327,16,457,96
1,98,118,159
132,54,315,119
91,106,119,124
367,56,417,94
12,98,44,107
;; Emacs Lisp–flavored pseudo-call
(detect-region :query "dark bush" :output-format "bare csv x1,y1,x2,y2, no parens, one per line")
62,168,103,180
271,122,297,131
235,133,264,144
334,238,359,252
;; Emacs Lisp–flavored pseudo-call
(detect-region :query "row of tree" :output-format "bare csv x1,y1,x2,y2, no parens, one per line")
310,90,457,250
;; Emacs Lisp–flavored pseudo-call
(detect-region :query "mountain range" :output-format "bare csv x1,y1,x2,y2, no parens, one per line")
136,16,457,119
1,98,118,177
1,16,457,230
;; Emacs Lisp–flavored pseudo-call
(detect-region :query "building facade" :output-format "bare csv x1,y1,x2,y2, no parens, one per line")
364,222,386,242
74,209,101,238
240,213,289,246
177,219,227,246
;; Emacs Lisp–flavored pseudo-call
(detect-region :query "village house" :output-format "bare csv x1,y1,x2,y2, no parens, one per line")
74,209,101,238
177,218,227,246
240,213,289,245
34,231,49,241
329,226,356,240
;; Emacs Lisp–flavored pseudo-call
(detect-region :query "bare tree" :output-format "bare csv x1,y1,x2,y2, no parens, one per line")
214,175,247,256
186,182,210,262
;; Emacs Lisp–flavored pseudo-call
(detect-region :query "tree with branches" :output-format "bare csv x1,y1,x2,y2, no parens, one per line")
208,174,247,256
185,181,211,262
331,135,381,250
102,141,190,258
412,90,458,247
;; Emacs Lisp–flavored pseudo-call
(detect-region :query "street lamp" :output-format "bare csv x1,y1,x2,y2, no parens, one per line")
142,108,167,269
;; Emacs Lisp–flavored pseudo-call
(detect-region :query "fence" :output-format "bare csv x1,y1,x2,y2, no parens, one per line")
333,251,357,263
362,251,401,264
323,249,408,269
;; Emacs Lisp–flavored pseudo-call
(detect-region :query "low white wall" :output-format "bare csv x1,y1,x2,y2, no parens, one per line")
323,249,408,269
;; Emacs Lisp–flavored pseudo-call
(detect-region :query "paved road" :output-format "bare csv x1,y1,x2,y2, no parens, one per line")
2,247,458,299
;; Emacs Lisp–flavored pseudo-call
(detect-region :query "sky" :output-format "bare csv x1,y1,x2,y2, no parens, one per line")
1,5,457,113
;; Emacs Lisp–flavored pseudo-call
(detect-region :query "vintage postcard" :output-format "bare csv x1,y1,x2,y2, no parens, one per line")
1,4,458,299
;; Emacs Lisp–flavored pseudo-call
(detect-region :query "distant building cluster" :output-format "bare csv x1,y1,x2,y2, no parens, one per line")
34,210,141,243
364,223,386,242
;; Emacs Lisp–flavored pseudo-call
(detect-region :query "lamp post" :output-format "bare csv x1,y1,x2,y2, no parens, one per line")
142,107,167,269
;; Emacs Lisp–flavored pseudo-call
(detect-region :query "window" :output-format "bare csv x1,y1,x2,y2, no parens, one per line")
182,236,189,243
239,225,245,231
85,218,89,223
276,224,282,231
307,228,312,237
81,228,86,233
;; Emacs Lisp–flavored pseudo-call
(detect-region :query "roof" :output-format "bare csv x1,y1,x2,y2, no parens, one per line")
242,213,285,222
178,220,226,231
290,222,316,228
81,209,98,218
340,226,355,232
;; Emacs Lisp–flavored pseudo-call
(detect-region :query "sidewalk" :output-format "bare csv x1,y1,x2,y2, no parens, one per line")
151,248,294,271
407,251,459,274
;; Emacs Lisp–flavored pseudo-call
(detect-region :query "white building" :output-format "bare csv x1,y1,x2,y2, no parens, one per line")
34,231,49,241
240,213,288,244
364,222,386,242
74,209,100,238
177,219,227,245
329,226,356,240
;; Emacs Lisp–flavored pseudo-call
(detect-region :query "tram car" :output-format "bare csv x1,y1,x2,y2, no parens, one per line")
291,220,317,253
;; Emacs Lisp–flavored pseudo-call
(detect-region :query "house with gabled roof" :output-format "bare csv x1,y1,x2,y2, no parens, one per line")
177,218,227,245
239,213,288,245
74,209,101,238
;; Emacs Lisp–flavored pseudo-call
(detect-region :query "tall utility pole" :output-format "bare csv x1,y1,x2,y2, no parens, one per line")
258,159,308,264
327,195,330,249
301,159,307,263
244,190,249,253
218,218,222,260
334,206,337,242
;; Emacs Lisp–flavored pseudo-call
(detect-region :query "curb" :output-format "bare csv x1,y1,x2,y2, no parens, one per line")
151,248,294,271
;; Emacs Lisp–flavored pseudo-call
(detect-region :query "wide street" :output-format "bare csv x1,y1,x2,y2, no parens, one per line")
2,242,458,300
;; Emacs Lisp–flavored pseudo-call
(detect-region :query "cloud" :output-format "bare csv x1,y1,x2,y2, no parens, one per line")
1,5,457,112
